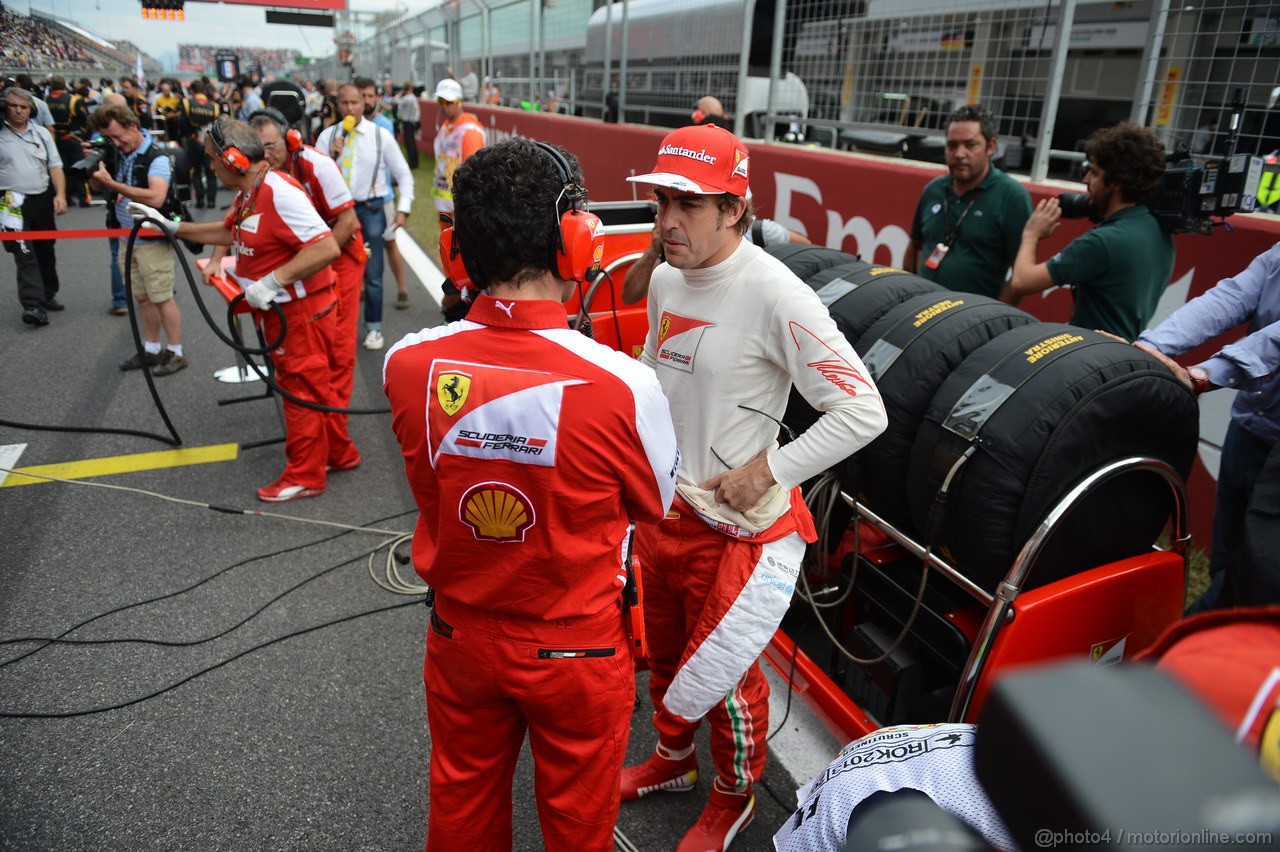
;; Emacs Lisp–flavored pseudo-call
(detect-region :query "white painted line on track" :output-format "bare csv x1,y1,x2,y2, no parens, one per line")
761,658,842,805
397,228,445,310
0,443,28,487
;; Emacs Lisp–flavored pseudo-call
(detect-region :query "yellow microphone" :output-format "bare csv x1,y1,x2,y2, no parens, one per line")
341,114,357,133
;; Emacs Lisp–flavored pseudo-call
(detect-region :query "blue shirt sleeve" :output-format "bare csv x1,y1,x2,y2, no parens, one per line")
1138,242,1280,391
147,152,172,182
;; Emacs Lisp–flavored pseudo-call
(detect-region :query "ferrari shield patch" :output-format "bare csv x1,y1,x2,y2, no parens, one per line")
437,371,471,416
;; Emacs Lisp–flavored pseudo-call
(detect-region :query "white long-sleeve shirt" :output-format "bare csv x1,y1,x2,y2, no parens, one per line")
316,116,414,214
642,238,887,528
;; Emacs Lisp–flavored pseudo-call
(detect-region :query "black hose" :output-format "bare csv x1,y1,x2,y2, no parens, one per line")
143,213,391,415
121,220,185,445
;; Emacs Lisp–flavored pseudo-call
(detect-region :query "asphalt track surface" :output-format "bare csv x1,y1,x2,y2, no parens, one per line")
0,206,808,851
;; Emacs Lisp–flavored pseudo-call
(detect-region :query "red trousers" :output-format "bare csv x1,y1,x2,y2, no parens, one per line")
330,248,366,410
637,502,810,795
424,596,634,852
259,289,356,488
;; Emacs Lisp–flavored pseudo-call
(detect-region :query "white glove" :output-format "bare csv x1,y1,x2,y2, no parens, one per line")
126,201,179,234
243,271,283,310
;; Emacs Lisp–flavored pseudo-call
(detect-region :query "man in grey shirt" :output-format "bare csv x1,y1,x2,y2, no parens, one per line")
396,83,420,170
0,86,66,327
459,62,479,102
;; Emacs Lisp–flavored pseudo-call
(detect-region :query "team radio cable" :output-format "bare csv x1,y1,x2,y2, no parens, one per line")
0,502,427,718
136,212,394,416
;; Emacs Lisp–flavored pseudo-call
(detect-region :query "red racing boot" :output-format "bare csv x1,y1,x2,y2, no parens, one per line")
676,781,755,852
620,743,699,801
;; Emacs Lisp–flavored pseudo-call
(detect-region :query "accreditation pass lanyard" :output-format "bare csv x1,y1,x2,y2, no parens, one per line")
926,189,982,270
232,165,269,251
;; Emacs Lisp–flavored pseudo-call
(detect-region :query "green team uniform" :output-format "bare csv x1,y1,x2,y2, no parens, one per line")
1046,204,1174,340
911,165,1031,298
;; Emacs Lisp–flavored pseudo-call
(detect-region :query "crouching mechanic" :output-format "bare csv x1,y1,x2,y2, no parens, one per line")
130,119,359,502
382,137,680,851
623,124,888,852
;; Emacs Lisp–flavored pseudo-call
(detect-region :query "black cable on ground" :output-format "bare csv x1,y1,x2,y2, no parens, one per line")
0,599,423,719
2,549,378,652
0,417,176,442
766,631,804,744
0,506,417,670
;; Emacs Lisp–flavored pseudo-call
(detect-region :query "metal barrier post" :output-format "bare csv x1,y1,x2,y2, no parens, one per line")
734,0,756,139
1030,0,1078,182
1130,0,1172,126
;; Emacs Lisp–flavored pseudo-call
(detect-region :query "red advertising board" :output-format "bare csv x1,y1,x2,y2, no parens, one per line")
420,101,1280,548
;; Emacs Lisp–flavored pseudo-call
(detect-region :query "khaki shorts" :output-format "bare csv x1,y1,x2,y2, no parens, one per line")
120,239,176,303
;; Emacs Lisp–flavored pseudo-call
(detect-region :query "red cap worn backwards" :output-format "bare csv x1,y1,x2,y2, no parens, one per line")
627,124,750,197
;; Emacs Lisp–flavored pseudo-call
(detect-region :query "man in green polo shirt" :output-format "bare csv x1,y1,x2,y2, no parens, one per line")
1008,122,1173,341
906,104,1031,298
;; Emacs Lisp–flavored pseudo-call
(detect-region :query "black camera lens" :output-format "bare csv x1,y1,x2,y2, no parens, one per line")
1058,192,1091,219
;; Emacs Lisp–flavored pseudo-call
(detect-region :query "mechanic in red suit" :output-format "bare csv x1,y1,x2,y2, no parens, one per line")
382,137,679,851
136,118,355,502
249,107,366,467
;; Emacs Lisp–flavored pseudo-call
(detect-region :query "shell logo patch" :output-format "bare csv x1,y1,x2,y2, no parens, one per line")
436,371,471,416
460,481,535,542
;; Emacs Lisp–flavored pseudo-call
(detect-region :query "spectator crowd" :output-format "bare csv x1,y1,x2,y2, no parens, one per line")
178,44,301,75
0,4,99,70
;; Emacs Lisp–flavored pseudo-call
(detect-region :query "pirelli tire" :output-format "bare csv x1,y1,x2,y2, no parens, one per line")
784,259,944,436
907,323,1200,594
765,244,861,283
850,293,1038,535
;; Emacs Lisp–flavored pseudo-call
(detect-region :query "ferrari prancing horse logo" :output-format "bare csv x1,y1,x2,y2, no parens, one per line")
437,371,471,416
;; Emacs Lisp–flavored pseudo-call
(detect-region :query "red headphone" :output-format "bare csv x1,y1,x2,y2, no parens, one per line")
438,218,472,292
439,142,605,292
248,108,302,154
208,119,250,176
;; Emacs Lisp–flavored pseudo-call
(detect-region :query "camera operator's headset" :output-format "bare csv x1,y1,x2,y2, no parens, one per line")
438,141,604,293
246,107,304,157
207,118,252,176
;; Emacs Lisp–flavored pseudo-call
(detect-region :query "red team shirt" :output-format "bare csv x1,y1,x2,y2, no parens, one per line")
225,169,335,301
383,297,679,621
287,145,365,264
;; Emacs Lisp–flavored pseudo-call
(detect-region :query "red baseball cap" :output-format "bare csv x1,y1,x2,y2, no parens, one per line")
627,124,750,197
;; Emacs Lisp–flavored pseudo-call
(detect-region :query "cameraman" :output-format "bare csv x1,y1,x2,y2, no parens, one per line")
88,104,187,376
1007,122,1174,340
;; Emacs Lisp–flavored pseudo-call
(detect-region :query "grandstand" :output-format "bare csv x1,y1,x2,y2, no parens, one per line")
179,44,301,75
0,6,159,77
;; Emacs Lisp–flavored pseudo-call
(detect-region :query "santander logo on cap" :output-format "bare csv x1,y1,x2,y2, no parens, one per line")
627,124,750,196
656,143,719,165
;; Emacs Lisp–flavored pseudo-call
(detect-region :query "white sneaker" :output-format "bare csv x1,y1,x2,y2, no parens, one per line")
363,330,384,350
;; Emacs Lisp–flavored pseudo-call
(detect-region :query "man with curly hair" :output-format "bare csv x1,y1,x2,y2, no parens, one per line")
382,137,678,851
1008,122,1174,340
